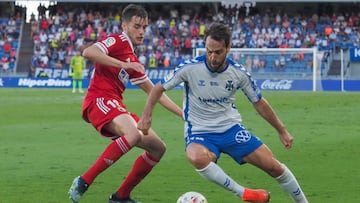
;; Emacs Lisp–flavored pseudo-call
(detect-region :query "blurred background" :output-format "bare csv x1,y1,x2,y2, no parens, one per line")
1,0,360,91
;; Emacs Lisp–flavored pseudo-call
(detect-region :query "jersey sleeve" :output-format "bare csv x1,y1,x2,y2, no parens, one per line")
95,34,149,85
236,65,262,103
95,35,118,55
163,65,187,90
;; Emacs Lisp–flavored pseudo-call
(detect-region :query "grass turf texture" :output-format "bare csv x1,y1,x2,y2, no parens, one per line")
0,88,359,203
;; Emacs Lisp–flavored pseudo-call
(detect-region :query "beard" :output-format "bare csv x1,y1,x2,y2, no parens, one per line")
207,58,226,72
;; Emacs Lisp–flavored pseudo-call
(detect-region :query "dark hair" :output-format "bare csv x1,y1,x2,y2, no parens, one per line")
204,22,231,48
121,4,148,23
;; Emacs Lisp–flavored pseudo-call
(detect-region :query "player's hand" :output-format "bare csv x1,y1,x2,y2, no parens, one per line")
279,129,293,149
123,62,145,73
137,117,151,135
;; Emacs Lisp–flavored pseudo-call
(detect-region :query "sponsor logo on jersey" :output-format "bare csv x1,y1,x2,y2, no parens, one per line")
198,96,230,104
119,68,127,78
102,37,116,47
118,68,129,86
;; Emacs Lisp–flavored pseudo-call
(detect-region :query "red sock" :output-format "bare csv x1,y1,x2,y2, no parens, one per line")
116,152,159,199
82,136,131,185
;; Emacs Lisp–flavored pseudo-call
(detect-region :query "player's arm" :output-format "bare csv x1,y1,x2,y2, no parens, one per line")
138,82,182,135
252,97,293,149
138,80,182,118
82,44,145,73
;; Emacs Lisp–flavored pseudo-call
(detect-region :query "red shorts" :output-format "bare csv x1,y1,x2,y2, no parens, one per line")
82,96,139,138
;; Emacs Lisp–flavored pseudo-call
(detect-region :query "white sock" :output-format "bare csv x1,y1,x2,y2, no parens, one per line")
196,162,245,197
275,164,308,203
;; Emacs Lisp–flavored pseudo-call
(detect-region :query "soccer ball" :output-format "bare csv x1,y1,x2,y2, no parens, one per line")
176,191,208,203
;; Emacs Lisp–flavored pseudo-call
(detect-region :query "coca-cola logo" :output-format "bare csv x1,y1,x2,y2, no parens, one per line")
260,79,293,90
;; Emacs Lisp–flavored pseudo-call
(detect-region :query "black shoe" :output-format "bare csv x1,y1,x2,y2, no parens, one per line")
108,193,141,203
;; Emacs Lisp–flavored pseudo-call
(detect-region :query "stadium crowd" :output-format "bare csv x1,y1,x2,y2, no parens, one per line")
1,2,360,75
0,13,22,73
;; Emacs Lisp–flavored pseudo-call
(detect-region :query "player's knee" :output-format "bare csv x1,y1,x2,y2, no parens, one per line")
186,151,212,169
142,136,167,159
156,140,167,157
123,131,143,146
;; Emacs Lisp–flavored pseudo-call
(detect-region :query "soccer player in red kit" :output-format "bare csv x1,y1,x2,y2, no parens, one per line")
68,4,182,203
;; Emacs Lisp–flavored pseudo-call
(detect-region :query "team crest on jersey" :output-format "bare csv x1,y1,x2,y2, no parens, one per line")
225,80,234,91
102,37,116,47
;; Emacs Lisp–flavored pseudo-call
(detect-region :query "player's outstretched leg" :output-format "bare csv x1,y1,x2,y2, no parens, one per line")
68,176,89,203
196,162,270,203
68,136,133,202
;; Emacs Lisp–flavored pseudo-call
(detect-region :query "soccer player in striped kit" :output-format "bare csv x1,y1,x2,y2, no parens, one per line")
138,22,309,203
68,4,182,203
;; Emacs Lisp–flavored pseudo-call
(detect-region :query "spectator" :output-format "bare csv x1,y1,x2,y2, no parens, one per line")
148,52,157,68
244,55,252,73
138,52,147,67
0,55,9,72
252,55,261,69
279,54,286,69
190,22,199,38
198,20,206,37
156,16,167,35
3,40,11,53
163,57,170,68
273,56,281,69
25,2,360,76
39,53,49,68
39,17,49,31
30,55,39,76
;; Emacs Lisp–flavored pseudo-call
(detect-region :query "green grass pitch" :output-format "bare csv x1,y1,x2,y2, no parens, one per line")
0,88,359,202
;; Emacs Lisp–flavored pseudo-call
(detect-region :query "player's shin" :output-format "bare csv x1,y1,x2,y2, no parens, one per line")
275,164,308,203
116,151,159,199
196,162,245,196
82,136,132,185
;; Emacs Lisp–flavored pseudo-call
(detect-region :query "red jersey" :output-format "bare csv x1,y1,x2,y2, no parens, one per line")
81,32,149,127
85,32,148,101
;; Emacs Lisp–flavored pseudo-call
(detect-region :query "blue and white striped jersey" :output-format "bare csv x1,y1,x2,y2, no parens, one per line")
163,55,262,136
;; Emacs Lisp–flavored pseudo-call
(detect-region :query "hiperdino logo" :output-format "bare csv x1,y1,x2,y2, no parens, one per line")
354,48,360,57
0,78,3,87
18,78,72,87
